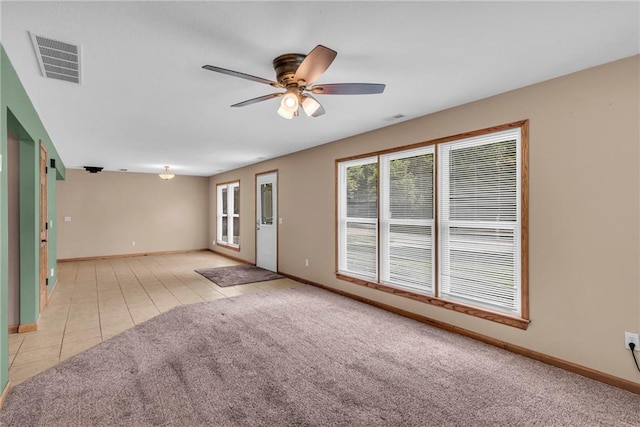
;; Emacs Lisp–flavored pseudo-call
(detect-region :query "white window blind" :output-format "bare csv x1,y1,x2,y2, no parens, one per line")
380,147,435,294
338,158,378,280
438,129,521,314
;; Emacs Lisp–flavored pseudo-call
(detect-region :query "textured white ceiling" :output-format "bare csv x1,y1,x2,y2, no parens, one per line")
1,1,638,176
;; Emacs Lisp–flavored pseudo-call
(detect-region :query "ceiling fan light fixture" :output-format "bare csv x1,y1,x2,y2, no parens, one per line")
281,89,299,108
283,93,298,109
159,165,175,180
301,95,321,117
277,104,295,119
278,88,300,119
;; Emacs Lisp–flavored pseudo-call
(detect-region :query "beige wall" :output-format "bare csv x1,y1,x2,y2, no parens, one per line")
57,169,209,259
210,56,640,384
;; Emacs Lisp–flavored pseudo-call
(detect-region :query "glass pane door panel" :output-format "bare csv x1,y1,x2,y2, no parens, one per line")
261,183,273,225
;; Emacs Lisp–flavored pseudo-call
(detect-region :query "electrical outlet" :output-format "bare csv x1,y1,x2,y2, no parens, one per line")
305,259,309,267
624,332,639,351
132,241,136,247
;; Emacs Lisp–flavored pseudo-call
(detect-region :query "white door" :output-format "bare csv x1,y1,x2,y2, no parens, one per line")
256,172,278,272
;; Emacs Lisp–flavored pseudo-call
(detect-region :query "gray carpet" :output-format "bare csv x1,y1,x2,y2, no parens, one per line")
1,285,638,426
195,264,283,287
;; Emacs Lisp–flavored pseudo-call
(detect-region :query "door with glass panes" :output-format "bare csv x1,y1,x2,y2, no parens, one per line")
256,172,277,272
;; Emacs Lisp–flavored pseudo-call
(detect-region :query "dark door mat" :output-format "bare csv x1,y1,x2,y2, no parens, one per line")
195,264,283,287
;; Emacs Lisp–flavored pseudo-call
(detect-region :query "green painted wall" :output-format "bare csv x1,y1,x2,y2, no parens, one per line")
1,45,66,394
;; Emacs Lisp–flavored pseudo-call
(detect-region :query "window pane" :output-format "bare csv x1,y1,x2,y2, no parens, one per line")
233,216,240,245
222,216,228,242
233,186,240,215
390,153,433,220
440,227,517,311
346,163,378,218
388,224,432,292
345,222,377,278
449,140,517,221
261,183,273,225
221,188,228,215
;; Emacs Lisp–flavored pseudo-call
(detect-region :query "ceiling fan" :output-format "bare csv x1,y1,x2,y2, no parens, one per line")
202,45,385,119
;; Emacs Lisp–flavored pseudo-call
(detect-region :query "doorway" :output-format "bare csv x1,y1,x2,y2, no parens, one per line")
7,111,41,332
8,132,20,331
256,171,278,272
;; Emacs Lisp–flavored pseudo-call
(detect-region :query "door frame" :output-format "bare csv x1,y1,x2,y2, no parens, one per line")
39,142,48,314
255,170,278,272
8,111,41,333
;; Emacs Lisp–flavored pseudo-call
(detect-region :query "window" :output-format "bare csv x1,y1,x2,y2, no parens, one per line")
381,148,435,294
337,122,528,329
217,181,240,248
439,133,520,315
338,157,378,280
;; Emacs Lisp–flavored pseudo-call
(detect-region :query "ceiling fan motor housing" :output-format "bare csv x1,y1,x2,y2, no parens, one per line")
273,53,306,86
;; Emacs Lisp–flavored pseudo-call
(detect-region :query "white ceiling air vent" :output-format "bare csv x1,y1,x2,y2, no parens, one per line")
30,32,81,84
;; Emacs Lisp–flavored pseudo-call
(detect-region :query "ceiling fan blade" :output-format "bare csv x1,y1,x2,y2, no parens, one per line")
311,83,386,95
231,93,283,108
293,45,337,86
202,65,281,87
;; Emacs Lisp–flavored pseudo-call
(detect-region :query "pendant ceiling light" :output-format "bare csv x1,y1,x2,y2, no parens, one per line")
159,165,175,180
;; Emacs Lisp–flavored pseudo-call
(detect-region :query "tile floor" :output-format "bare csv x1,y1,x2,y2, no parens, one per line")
8,251,303,386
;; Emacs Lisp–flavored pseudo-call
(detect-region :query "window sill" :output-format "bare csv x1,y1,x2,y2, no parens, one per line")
216,242,240,252
335,273,530,330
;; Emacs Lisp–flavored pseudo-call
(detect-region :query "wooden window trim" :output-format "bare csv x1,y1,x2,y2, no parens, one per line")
335,120,530,329
215,242,241,252
336,273,530,329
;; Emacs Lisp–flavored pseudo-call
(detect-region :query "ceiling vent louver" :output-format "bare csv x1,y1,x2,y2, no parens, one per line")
30,32,81,84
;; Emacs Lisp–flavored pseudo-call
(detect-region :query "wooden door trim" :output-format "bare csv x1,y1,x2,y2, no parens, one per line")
39,142,48,314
